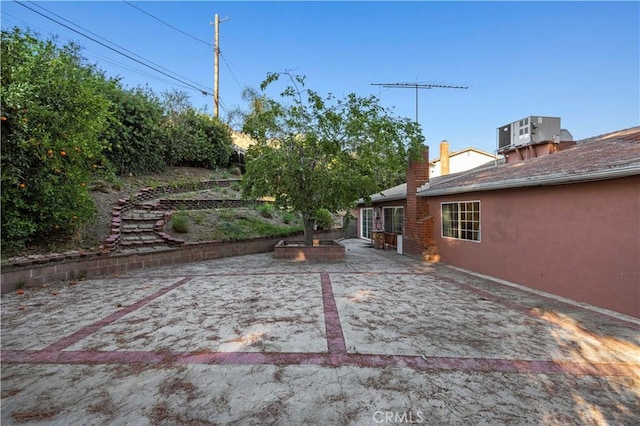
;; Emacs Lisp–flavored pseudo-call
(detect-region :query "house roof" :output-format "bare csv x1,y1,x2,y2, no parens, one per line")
357,175,452,205
417,127,640,197
231,131,256,154
429,147,497,164
363,182,407,204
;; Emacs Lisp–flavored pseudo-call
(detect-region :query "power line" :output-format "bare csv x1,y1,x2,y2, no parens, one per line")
14,0,213,96
123,1,212,48
25,0,212,92
3,12,199,92
122,2,249,97
123,2,247,107
219,50,244,92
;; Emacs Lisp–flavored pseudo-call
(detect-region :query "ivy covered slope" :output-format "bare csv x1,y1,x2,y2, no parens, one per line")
1,28,233,255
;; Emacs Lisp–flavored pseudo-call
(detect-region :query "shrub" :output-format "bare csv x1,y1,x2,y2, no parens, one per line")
1,28,112,252
230,166,242,176
162,95,233,170
217,220,246,240
258,203,275,218
170,211,190,233
282,211,296,224
314,208,334,230
101,85,167,175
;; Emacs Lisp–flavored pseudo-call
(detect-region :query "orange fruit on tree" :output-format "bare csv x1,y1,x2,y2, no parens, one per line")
19,183,25,189
60,151,66,157
1,116,7,121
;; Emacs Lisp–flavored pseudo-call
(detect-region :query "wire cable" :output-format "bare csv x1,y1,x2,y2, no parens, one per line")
123,1,212,48
219,50,245,92
3,13,199,92
14,0,213,96
122,1,247,94
24,0,212,91
119,2,249,102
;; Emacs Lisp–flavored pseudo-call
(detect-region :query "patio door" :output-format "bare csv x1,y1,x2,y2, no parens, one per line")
360,208,373,240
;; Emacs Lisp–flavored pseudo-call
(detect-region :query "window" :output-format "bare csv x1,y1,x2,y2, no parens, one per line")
361,208,373,240
441,201,480,242
383,207,404,234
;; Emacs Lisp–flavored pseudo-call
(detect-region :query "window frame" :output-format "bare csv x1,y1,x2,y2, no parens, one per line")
383,206,404,234
440,201,481,243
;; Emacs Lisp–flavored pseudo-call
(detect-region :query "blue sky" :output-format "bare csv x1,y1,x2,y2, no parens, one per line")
2,1,639,155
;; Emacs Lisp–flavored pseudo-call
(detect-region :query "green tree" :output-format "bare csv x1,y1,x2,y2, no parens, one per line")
101,84,167,175
242,72,425,246
1,28,111,252
162,89,233,169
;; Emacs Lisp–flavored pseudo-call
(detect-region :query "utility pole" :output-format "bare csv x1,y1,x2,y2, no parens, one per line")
371,82,468,127
211,14,228,118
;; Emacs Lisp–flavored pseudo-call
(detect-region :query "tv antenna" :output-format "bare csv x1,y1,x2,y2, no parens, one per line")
371,82,468,126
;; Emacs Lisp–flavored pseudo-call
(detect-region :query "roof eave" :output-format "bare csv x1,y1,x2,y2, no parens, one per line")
357,194,407,206
418,165,640,197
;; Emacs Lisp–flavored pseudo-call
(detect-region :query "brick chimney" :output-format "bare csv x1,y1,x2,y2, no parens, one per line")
404,145,437,260
440,140,450,175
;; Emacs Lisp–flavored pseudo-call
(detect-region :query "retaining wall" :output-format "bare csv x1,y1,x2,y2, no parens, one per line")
0,229,344,293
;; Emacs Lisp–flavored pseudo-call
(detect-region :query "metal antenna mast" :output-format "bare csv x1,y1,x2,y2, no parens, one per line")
371,82,468,125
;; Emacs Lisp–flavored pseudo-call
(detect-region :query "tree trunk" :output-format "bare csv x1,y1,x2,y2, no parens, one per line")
303,217,315,247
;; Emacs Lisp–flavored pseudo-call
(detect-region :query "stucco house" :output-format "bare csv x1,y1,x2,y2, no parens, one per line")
389,126,639,318
430,142,497,177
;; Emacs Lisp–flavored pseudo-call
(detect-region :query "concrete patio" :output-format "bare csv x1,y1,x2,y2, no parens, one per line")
1,239,638,425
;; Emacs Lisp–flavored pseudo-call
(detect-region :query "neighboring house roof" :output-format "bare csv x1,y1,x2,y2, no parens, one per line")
231,131,256,154
418,127,640,197
429,147,496,164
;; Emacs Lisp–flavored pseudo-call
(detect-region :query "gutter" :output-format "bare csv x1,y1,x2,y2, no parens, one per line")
356,194,408,206
418,164,640,197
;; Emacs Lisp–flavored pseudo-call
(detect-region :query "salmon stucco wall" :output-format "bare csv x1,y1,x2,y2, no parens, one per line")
430,175,640,318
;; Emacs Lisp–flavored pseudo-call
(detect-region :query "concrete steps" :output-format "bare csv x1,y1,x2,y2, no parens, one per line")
118,210,184,250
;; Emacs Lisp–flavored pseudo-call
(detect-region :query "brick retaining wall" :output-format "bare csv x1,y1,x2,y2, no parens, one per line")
155,199,265,210
1,229,344,293
133,179,240,202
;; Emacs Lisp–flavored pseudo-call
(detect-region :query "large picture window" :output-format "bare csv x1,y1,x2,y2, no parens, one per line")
383,207,404,234
361,208,374,240
441,201,480,242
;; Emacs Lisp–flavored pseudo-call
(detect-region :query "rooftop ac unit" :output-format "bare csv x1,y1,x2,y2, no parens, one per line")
497,116,563,151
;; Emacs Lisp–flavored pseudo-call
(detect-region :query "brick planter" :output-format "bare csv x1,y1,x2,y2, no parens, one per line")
273,240,345,261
